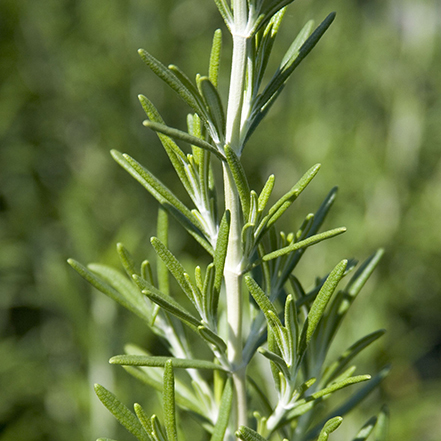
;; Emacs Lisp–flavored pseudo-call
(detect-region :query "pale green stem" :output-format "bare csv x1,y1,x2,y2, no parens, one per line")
224,0,249,434
223,164,247,432
226,0,248,153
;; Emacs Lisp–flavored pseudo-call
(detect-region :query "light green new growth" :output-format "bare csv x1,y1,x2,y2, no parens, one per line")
69,0,389,440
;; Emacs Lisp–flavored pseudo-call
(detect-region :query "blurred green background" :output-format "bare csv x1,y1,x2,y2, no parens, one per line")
1,0,440,439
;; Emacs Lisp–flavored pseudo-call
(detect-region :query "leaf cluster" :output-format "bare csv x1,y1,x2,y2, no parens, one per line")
69,1,389,440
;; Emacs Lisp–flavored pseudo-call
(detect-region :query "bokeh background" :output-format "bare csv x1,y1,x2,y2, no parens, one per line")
1,0,440,439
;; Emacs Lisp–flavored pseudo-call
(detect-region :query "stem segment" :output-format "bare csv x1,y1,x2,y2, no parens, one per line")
224,0,249,435
223,165,247,431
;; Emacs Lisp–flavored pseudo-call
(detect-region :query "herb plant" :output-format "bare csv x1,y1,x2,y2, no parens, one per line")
69,0,389,440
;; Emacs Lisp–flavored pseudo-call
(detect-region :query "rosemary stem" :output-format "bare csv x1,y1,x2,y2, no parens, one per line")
224,0,249,434
223,164,247,431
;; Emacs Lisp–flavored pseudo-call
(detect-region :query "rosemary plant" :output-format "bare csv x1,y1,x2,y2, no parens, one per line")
69,0,389,440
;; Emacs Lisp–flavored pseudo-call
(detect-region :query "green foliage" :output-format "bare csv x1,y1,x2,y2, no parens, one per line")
3,0,441,440
67,0,392,440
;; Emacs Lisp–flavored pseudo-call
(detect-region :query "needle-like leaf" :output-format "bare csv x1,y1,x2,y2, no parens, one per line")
210,379,233,441
317,416,343,441
254,13,336,115
138,48,208,119
375,406,389,441
198,76,225,139
352,416,378,441
94,384,151,441
262,227,346,262
150,236,197,307
68,259,150,324
117,242,139,279
209,29,222,88
212,0,232,28
321,330,386,386
303,366,391,440
237,426,268,441
214,210,230,293
225,145,251,219
135,274,201,329
163,360,178,441
298,260,347,362
110,355,227,371
111,150,213,254
255,164,320,241
257,174,275,213
143,120,224,160
134,403,155,441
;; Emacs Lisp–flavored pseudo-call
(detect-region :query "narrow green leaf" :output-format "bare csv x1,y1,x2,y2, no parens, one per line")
258,347,290,379
317,416,343,441
331,365,357,385
157,208,170,295
236,426,268,441
110,355,227,371
276,187,339,288
267,325,282,391
138,48,207,118
375,406,389,441
285,294,298,364
252,0,291,34
138,95,193,193
134,274,200,329
198,326,227,353
248,191,258,225
324,249,384,347
257,175,275,213
209,29,222,88
137,94,186,161
322,330,386,386
151,415,168,441
150,236,196,307
163,360,178,441
225,145,251,219
345,248,385,299
255,164,320,241
143,120,223,160
210,379,233,441
255,13,336,113
280,20,314,68
298,260,347,360
247,376,273,415
117,243,139,279
304,366,390,440
262,227,346,262
242,222,255,258
311,375,371,401
198,76,225,138
202,263,216,321
141,260,154,285
168,64,206,112
295,213,315,241
214,210,230,293
267,310,290,362
212,0,233,28
245,276,278,318
195,266,203,293
253,9,286,92
124,366,204,417
352,416,378,441
134,406,154,441
111,150,213,254
68,259,150,323
268,163,320,219
94,384,150,441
